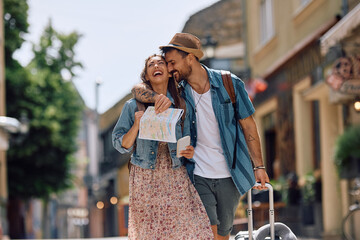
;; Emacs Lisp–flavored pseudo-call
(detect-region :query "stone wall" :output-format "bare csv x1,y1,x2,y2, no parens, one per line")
182,0,242,47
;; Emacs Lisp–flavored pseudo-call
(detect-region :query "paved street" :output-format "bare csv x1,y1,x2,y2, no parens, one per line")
108,236,322,240
50,236,320,240
96,237,320,240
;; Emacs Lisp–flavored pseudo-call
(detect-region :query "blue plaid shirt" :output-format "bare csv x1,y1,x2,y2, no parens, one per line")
180,65,256,196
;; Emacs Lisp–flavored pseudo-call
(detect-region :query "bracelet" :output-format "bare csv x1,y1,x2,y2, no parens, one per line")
253,166,266,171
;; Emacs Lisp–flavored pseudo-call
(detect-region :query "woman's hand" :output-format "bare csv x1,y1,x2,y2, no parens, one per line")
134,111,144,129
180,145,194,159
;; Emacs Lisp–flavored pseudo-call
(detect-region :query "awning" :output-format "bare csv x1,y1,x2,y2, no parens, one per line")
320,3,360,55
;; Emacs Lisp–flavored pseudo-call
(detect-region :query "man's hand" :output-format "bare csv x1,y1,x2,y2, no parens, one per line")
253,169,270,190
154,94,171,114
180,145,194,159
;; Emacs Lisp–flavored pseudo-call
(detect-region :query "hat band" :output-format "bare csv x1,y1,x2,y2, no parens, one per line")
169,43,197,50
169,43,183,47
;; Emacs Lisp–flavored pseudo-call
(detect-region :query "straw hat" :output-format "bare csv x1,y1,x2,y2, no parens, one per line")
159,33,204,59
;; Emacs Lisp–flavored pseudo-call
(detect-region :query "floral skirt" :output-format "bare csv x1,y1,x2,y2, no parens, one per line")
128,142,214,240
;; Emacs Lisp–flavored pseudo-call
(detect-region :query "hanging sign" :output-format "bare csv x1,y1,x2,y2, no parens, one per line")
325,55,360,94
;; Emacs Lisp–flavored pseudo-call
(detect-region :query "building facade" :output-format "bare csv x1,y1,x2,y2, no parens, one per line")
245,0,360,238
94,0,360,238
182,0,360,238
97,93,132,236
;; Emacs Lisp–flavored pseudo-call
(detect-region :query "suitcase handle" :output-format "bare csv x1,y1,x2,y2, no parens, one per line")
247,183,275,240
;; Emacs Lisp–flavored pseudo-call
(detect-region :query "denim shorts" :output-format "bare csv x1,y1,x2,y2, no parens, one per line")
194,175,241,236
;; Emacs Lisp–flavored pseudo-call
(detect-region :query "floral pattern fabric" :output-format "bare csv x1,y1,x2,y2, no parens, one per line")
128,142,214,240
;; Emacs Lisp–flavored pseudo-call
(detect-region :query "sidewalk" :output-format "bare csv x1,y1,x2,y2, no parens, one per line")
107,236,321,240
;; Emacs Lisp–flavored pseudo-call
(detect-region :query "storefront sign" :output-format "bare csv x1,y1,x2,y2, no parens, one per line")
325,54,360,102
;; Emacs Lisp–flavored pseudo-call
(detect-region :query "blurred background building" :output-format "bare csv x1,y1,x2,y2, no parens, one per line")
245,0,360,238
98,1,360,239
97,93,132,237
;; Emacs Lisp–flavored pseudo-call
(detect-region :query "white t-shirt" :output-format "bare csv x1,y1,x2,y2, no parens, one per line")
191,88,231,178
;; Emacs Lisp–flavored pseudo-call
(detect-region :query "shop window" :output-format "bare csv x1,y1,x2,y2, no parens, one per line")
259,0,275,45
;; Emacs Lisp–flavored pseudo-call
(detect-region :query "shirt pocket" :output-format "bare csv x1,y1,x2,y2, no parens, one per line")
220,102,235,125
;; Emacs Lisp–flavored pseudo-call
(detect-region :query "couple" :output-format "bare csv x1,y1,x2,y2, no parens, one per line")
112,33,269,240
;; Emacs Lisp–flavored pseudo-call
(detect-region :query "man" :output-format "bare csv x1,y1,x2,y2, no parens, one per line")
132,33,269,240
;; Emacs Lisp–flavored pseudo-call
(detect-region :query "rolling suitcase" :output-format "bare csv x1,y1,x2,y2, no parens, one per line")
235,183,297,240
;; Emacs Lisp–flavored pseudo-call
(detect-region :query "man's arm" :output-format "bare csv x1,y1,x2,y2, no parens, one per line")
131,83,157,103
131,83,172,113
239,115,270,189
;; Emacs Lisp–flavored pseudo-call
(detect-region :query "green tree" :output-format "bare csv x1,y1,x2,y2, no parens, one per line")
4,0,31,238
7,21,84,199
5,1,84,236
4,0,29,116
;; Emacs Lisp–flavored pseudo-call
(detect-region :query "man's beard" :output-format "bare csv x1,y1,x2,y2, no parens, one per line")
172,66,192,83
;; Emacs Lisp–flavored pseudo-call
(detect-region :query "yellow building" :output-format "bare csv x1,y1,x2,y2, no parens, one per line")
245,0,360,238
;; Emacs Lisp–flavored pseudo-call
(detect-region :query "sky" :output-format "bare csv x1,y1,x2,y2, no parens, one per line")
14,0,220,114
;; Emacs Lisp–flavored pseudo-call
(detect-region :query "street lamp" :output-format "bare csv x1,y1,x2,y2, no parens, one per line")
95,77,103,113
96,201,104,210
354,96,360,113
202,34,218,60
0,115,29,134
110,196,118,205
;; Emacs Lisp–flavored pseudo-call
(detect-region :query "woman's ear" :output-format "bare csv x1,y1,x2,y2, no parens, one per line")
144,73,150,82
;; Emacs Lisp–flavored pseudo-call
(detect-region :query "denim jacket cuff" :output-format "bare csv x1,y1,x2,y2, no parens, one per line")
115,135,134,154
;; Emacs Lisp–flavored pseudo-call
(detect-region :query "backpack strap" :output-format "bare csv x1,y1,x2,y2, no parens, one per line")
221,70,235,105
221,70,237,169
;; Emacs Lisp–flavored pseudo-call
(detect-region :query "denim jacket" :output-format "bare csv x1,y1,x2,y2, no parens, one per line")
112,92,192,170
179,65,256,195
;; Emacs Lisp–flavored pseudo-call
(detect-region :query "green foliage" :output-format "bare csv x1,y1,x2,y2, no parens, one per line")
6,13,84,198
31,21,83,77
270,176,288,204
7,69,82,198
299,172,316,205
334,124,360,175
3,0,29,65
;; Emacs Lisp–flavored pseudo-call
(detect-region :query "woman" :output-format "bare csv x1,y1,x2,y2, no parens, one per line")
112,54,213,239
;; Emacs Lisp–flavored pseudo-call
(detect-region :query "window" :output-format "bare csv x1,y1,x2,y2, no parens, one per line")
260,0,275,45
